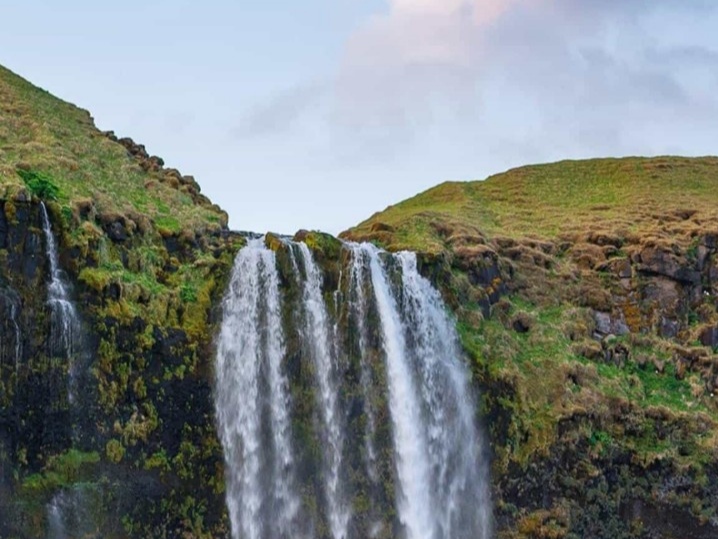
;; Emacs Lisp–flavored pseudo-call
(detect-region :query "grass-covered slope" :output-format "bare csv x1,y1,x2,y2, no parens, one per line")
344,157,718,538
349,157,718,253
0,64,226,233
0,64,244,335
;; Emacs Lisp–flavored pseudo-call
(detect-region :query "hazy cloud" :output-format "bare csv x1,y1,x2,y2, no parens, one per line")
232,83,323,139
331,0,718,159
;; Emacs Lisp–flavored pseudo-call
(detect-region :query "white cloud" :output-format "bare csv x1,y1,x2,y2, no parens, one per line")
330,0,718,160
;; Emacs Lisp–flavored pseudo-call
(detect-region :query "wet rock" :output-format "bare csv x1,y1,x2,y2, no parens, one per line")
106,220,128,242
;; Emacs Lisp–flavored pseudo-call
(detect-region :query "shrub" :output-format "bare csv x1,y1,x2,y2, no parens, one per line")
16,168,61,200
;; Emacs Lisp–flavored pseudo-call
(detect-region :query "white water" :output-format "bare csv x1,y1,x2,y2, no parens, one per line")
46,488,99,539
395,251,492,538
347,245,379,487
47,495,65,539
216,239,491,539
363,244,435,539
295,243,350,539
215,239,303,539
40,204,91,539
40,203,79,385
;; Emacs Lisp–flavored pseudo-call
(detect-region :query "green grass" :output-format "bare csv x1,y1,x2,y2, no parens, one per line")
0,64,225,235
344,156,718,253
459,297,716,467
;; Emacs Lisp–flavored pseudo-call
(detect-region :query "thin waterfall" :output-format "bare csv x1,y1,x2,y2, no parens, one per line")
347,244,384,538
40,203,93,539
216,239,492,539
363,244,435,539
295,243,350,539
395,251,492,539
40,203,79,392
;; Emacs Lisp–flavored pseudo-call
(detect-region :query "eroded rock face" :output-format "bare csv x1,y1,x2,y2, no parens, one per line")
0,198,241,538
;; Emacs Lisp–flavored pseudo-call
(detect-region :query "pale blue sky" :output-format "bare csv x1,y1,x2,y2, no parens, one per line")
2,1,718,234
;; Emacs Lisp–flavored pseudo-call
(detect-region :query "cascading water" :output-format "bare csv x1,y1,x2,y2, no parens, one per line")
294,243,351,539
215,239,305,539
40,203,94,539
346,245,382,536
40,203,80,395
216,238,492,539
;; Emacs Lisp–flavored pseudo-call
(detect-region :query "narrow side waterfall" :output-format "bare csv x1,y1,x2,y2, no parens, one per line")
216,238,492,539
40,203,80,393
40,203,95,539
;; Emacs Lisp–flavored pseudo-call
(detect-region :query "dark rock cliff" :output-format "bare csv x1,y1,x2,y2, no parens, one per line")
0,196,242,538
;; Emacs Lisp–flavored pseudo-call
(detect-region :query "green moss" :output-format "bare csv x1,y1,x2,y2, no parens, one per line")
21,450,100,494
105,439,126,464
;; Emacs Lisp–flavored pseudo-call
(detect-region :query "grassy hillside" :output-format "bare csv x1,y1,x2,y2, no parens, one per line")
344,157,718,538
348,156,718,253
0,65,242,537
0,64,226,233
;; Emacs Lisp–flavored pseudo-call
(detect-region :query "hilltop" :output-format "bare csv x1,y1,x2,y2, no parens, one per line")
346,156,718,253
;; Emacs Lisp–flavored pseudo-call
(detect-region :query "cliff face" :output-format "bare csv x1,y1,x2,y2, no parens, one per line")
344,157,718,538
0,194,243,539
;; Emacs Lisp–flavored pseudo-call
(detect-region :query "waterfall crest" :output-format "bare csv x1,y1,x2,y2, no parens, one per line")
216,238,492,539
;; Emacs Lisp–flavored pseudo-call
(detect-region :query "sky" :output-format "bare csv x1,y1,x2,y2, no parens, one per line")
2,1,718,235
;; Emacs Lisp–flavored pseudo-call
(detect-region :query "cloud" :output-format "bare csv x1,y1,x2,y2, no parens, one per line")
330,0,718,160
232,83,323,139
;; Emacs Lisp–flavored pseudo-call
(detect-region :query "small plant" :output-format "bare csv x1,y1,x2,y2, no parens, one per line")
16,168,61,200
180,282,198,303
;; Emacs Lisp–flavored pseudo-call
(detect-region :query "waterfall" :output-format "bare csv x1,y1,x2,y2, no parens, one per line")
40,203,93,539
45,488,99,539
216,239,492,539
40,203,80,392
347,245,382,536
294,243,350,539
215,239,304,539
